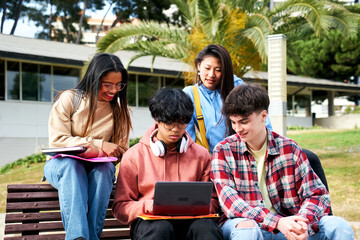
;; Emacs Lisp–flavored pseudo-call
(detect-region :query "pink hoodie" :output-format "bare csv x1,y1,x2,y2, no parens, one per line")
112,124,219,225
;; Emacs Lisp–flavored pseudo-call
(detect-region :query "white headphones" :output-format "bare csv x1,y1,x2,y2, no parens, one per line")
149,129,189,157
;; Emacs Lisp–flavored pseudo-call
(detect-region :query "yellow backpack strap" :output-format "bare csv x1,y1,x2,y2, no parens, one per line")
192,86,210,151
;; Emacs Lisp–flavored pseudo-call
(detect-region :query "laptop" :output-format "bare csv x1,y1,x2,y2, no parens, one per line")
41,146,87,156
153,181,213,216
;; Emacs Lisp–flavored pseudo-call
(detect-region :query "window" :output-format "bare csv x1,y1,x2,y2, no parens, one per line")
53,66,80,97
138,75,159,107
39,65,51,101
127,74,136,106
163,76,185,89
20,63,51,102
0,60,4,100
7,61,20,100
22,63,39,101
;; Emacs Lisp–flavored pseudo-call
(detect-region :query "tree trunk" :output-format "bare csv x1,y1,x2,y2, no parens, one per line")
10,0,24,35
1,0,8,33
96,0,113,44
111,16,121,28
76,0,87,44
48,1,53,40
62,13,71,43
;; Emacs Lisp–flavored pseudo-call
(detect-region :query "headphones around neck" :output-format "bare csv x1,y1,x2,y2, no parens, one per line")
149,129,189,157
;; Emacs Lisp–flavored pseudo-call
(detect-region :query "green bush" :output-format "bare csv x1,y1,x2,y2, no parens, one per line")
286,125,322,131
0,153,46,174
354,106,360,114
0,137,143,174
130,137,141,147
345,105,360,114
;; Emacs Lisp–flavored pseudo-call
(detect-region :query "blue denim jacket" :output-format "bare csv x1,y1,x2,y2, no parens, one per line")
183,75,272,153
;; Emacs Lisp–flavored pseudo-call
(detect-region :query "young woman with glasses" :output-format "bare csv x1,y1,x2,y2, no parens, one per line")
44,53,132,240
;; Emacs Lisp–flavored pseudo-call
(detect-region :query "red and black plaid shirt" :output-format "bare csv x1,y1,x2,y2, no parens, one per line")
210,129,330,235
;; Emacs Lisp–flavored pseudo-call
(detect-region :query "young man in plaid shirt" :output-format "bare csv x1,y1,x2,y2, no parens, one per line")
210,84,353,240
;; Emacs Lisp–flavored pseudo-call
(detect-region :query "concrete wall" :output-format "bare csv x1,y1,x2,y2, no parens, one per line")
287,116,313,128
0,101,51,167
0,101,153,167
314,114,360,129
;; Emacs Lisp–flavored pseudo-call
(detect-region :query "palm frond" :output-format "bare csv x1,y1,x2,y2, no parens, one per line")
125,40,189,60
197,0,223,38
171,0,194,26
97,35,138,53
97,20,189,53
238,13,273,62
323,2,358,37
270,0,358,38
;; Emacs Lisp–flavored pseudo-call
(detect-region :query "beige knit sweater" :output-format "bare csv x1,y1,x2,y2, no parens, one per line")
48,90,115,150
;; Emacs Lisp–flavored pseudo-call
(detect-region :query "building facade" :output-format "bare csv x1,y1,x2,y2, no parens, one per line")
1,34,359,167
0,34,187,166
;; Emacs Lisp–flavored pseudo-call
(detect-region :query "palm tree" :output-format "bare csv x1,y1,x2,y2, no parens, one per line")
97,0,258,80
97,0,358,79
234,0,359,63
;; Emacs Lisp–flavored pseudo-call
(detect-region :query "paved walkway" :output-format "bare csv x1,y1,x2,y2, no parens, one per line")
0,213,358,239
351,221,360,240
0,213,4,239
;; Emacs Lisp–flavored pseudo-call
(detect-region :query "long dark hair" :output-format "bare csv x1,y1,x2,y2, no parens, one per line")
76,53,132,146
194,44,234,102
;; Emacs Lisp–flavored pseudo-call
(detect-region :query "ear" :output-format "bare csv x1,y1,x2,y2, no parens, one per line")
261,110,268,121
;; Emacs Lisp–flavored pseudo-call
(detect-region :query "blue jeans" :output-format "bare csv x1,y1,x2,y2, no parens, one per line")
222,215,354,240
44,157,116,240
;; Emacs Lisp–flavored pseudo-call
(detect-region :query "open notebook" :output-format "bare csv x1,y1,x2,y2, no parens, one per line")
42,146,117,162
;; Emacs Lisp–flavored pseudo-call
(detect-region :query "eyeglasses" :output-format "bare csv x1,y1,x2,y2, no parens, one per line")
162,122,188,130
101,83,126,91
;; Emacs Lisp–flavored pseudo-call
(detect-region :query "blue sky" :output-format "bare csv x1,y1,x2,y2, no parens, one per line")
1,2,115,38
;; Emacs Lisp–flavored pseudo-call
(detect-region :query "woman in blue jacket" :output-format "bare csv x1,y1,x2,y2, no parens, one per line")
183,44,272,153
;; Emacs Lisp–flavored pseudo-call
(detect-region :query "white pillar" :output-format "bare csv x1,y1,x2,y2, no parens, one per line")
327,91,335,116
268,34,287,136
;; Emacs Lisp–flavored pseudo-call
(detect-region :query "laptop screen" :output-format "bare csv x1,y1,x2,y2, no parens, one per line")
153,181,213,216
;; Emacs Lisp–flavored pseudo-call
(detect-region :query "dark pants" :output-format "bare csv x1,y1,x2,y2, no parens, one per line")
130,218,223,240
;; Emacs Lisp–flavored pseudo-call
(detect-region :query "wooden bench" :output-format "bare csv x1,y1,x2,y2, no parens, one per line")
4,184,130,240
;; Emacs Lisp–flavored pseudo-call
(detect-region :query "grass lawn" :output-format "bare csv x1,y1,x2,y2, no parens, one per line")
288,129,360,222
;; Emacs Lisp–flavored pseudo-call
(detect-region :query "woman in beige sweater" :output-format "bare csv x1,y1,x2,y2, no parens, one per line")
44,53,132,240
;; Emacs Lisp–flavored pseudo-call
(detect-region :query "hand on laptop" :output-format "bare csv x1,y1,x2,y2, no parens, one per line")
143,199,154,215
77,143,98,158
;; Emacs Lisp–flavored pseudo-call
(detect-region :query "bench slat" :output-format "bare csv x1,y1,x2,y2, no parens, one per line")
7,192,59,202
5,222,64,234
5,219,125,234
103,219,127,228
6,201,60,212
7,184,58,192
5,210,115,223
4,230,131,240
5,212,62,223
5,233,66,240
4,184,130,239
101,229,131,239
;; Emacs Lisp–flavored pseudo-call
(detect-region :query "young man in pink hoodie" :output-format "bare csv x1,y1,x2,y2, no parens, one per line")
112,87,222,240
